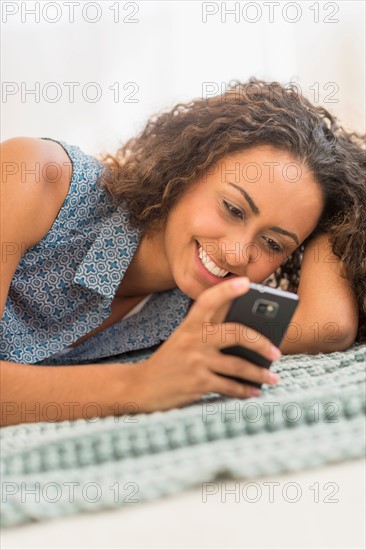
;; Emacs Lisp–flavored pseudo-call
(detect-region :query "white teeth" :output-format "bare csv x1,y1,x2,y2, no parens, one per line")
197,244,229,278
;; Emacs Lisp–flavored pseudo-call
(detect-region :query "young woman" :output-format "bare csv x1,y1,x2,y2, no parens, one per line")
1,78,365,426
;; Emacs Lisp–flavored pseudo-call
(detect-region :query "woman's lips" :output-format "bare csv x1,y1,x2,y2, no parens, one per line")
194,240,237,283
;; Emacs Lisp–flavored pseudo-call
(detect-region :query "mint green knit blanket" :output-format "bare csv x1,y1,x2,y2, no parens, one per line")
1,343,365,528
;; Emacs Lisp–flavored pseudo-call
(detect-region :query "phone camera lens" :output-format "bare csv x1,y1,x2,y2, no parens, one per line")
254,300,278,318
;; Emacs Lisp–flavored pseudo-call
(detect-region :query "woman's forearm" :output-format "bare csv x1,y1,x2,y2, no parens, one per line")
279,305,354,355
0,360,140,427
279,233,359,355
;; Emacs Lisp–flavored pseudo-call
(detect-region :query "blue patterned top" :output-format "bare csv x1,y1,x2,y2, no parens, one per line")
0,138,193,365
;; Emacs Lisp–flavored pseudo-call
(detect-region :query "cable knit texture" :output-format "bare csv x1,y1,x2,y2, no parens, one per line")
1,342,365,528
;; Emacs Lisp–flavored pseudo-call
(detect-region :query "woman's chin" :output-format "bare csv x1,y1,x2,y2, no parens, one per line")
174,275,201,300
178,285,198,300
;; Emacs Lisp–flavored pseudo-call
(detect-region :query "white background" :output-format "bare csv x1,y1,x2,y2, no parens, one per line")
1,0,365,157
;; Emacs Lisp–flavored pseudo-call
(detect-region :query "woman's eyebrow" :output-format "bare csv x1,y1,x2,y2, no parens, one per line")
226,181,300,245
227,182,260,215
269,226,299,246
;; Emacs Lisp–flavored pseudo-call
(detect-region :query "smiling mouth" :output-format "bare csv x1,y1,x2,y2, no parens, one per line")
195,240,236,280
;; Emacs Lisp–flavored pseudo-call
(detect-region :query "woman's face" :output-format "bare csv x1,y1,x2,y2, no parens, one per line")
162,145,324,300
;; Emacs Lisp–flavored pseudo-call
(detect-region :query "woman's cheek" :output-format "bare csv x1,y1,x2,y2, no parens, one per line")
249,256,282,282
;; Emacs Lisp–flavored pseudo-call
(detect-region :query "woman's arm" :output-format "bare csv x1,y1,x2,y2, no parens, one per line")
0,359,143,427
280,233,359,355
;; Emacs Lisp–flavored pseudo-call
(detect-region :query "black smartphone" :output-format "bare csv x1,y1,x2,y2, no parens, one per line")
220,282,299,388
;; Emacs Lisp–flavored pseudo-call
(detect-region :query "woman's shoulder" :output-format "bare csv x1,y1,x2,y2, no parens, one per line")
1,136,74,248
2,136,107,237
0,136,76,319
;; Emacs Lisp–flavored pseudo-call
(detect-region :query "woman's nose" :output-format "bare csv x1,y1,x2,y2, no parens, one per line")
219,240,258,271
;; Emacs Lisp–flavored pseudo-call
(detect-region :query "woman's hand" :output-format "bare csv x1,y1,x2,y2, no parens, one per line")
127,277,281,413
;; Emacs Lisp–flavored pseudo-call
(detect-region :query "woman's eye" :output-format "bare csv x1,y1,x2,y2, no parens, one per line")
263,237,284,253
223,201,283,253
223,201,244,220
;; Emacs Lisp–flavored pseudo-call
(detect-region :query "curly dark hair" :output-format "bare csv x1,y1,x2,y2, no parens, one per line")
96,78,366,343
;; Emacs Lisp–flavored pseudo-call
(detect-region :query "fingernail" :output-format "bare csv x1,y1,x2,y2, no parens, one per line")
251,388,261,396
270,345,282,360
231,277,249,289
268,372,279,385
